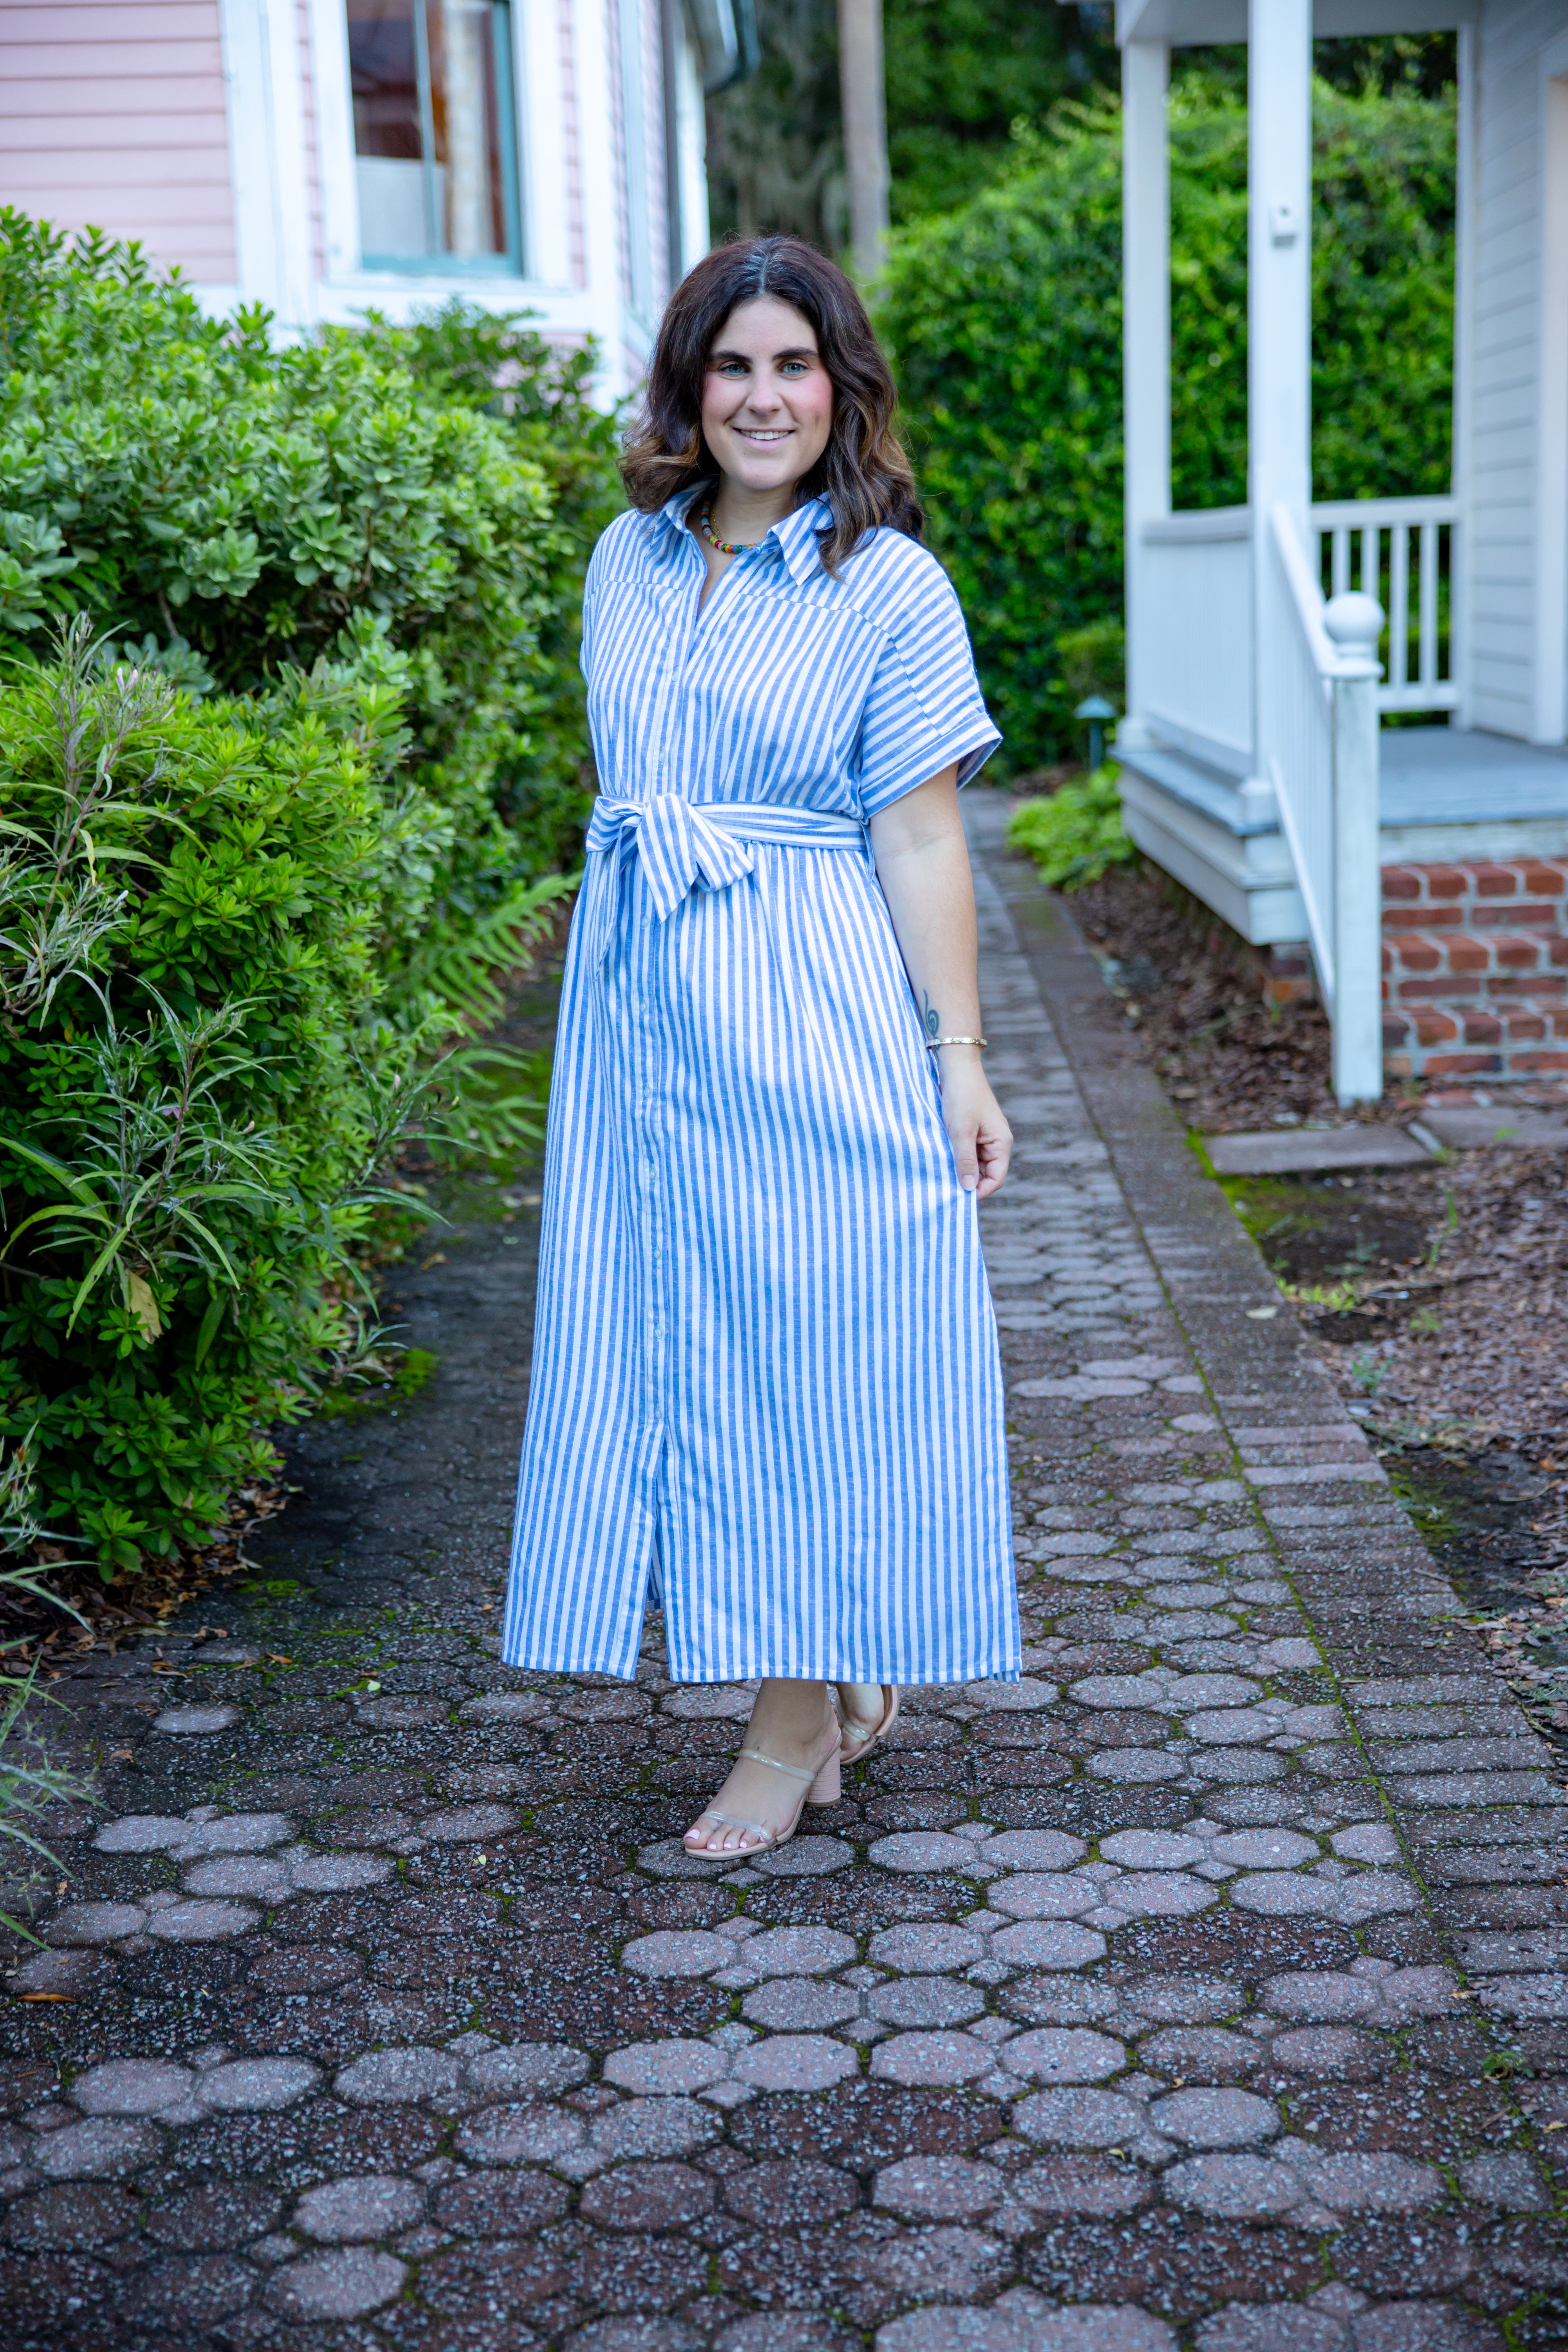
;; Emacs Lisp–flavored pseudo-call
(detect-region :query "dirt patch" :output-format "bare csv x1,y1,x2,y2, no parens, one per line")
1210,1144,1568,1766
1069,864,1352,1131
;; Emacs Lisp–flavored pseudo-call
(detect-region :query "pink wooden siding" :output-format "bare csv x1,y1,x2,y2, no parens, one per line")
0,0,236,279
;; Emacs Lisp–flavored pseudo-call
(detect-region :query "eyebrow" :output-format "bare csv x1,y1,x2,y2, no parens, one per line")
708,345,819,365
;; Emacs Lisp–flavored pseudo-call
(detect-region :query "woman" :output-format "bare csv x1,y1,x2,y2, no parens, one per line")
501,235,1019,1858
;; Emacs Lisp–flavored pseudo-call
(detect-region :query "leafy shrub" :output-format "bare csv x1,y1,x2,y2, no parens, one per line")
881,81,1455,766
0,624,524,1576
1007,769,1135,890
0,217,619,999
0,221,622,1585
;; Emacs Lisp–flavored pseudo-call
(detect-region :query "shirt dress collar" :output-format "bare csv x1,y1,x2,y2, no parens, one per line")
648,486,831,586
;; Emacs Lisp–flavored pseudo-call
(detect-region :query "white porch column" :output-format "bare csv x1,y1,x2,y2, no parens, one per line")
1120,36,1169,744
1249,0,1313,783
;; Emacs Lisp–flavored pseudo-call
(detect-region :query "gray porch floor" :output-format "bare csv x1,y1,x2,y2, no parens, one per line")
1381,725,1568,829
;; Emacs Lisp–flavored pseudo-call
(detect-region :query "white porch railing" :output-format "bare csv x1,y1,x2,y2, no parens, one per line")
1267,502,1385,1103
1309,494,1460,715
1138,508,1254,772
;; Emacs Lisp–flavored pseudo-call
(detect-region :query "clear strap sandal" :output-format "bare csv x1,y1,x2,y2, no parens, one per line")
684,1719,842,1858
836,1683,900,1765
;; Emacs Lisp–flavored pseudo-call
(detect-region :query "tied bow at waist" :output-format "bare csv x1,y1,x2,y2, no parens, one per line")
584,796,867,932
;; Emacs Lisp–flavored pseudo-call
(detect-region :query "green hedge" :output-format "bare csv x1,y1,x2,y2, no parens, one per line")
0,218,621,1581
880,81,1456,768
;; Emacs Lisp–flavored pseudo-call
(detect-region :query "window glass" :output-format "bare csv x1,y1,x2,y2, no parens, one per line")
348,0,521,270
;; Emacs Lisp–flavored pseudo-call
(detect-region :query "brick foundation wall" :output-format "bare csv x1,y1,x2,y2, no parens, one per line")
1381,860,1568,1081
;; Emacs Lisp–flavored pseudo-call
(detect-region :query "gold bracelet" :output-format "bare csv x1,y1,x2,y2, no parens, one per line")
924,1035,987,1050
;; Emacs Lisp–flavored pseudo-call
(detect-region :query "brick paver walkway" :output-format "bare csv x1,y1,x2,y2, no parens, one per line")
4,804,1566,2350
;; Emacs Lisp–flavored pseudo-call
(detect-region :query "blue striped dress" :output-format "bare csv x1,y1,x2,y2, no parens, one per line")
501,487,1020,1686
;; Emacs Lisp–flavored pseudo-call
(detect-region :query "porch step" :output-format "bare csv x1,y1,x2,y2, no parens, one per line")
1380,858,1568,1081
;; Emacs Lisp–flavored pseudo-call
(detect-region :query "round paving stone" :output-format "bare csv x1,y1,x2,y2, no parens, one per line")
336,2047,463,2104
465,2043,593,2097
1306,2151,1443,2213
867,1978,985,2029
145,1900,258,1942
602,2041,729,2096
988,1873,1099,1921
267,2246,406,2320
71,2060,192,2117
1270,2027,1381,2078
1211,1829,1319,1870
1099,1831,1205,1871
867,1923,988,1973
621,1930,732,1978
720,2157,860,2228
988,1921,1105,1971
869,1832,980,1874
290,1852,394,1893
736,1925,857,1975
92,1815,191,1854
1139,2027,1259,2079
1089,1749,1185,1784
1013,2158,1151,2218
869,2031,995,2088
579,2161,716,2230
195,2058,319,2112
1164,2153,1301,2219
1011,2088,1145,2149
751,1836,854,1878
962,1676,1060,1708
730,2035,859,2092
294,2173,424,2242
456,2101,589,2166
873,2154,1000,2220
181,1857,289,1900
36,2119,162,2180
999,2028,1123,2085
153,1706,238,1735
45,1901,147,1946
6,2181,142,2249
1147,2088,1279,2147
742,1979,860,2033
1105,1872,1215,1920
981,1831,1085,1871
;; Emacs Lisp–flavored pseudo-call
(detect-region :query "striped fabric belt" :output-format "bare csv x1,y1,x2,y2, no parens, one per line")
586,795,867,926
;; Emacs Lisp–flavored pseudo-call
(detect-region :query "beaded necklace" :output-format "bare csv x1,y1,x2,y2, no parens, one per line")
695,505,764,557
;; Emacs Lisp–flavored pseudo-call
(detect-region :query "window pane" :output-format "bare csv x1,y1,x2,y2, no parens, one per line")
348,0,516,268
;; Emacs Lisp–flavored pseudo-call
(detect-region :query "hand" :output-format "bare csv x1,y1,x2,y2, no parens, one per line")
936,1054,1012,1198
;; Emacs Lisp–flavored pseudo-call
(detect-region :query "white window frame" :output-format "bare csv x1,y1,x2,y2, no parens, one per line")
309,0,573,294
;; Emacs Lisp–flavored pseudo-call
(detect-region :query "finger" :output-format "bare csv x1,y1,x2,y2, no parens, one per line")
949,1122,980,1192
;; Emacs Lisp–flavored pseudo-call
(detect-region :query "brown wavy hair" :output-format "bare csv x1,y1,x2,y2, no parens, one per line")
621,235,922,576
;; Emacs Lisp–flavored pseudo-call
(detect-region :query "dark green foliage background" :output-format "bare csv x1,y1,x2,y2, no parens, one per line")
879,80,1456,768
0,217,620,1579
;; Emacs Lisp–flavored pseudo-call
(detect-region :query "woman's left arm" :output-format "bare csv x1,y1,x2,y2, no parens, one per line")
869,768,1012,1199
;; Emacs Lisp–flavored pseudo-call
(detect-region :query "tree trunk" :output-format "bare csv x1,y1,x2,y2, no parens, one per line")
838,0,889,278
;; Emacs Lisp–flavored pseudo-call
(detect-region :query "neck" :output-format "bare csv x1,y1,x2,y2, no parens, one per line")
708,476,807,544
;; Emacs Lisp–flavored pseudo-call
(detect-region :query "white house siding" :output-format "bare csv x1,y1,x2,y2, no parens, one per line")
296,0,326,282
561,0,588,286
0,0,237,279
1468,0,1568,742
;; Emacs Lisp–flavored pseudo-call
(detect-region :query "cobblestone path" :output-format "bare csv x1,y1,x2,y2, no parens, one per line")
4,804,1568,2350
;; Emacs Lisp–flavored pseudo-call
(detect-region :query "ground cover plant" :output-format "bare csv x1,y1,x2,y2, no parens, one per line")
0,216,620,1598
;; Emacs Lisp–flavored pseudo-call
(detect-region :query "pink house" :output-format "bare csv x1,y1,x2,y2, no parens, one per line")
0,0,752,393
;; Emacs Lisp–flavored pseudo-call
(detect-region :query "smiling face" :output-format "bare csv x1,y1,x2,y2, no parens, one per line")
700,296,835,502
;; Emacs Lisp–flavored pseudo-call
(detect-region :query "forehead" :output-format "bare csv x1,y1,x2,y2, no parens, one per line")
708,296,819,356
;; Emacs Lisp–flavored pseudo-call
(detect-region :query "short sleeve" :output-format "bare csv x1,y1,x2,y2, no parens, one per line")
853,560,1002,815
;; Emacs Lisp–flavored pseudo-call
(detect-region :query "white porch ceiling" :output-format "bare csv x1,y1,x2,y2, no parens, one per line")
1112,0,1476,42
